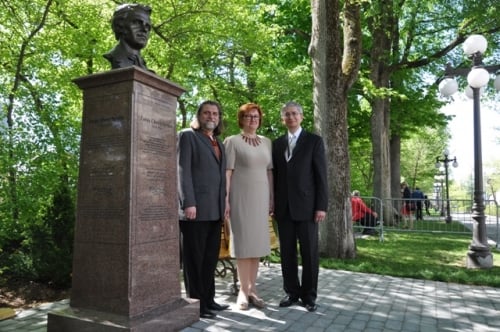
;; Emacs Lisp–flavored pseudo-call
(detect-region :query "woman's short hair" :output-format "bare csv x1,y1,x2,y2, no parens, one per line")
237,103,263,129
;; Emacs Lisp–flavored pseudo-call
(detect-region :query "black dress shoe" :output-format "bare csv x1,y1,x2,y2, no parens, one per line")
208,302,229,311
304,302,317,312
362,229,377,236
200,309,217,319
279,296,299,307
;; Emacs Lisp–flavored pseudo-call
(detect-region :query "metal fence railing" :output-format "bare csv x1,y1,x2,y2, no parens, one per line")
356,196,499,248
353,196,384,242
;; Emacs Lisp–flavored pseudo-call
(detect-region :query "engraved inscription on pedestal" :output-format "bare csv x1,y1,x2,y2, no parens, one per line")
133,90,177,245
129,87,180,312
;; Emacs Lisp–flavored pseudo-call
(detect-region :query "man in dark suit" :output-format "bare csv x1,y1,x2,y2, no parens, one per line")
178,100,229,319
411,187,425,220
272,101,328,312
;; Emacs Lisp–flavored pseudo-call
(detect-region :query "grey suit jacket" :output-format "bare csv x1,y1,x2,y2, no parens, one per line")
177,128,226,221
272,130,328,221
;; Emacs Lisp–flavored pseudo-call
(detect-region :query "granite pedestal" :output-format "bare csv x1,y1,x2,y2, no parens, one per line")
48,67,198,331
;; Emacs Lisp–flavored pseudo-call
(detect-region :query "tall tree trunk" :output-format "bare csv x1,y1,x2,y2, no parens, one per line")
369,0,394,222
390,134,401,224
370,97,392,220
310,0,361,258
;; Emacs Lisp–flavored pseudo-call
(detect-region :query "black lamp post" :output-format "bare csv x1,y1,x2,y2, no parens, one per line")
438,34,497,269
433,183,440,213
435,149,458,223
434,174,445,216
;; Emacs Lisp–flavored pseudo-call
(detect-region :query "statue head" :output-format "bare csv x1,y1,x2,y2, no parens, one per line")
111,4,152,51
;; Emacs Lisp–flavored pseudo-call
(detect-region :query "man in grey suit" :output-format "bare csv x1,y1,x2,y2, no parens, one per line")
178,100,229,319
272,101,328,312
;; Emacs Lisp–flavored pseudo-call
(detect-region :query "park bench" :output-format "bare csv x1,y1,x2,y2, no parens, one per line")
216,217,279,294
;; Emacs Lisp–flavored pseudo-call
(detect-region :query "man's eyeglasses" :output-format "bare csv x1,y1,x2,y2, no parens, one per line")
283,111,301,118
243,115,260,120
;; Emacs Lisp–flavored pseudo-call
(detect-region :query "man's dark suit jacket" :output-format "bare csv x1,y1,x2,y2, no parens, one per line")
177,128,226,221
272,130,328,221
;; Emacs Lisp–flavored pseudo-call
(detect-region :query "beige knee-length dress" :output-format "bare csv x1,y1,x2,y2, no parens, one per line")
224,134,272,258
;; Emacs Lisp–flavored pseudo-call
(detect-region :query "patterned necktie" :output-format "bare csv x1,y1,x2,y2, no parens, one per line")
286,134,295,161
206,135,220,160
211,139,221,160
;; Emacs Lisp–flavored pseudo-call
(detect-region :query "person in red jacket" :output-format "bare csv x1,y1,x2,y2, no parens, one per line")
351,190,378,235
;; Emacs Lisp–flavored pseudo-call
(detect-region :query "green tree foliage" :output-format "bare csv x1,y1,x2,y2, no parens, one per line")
0,0,317,283
28,179,75,287
0,0,499,279
400,127,449,192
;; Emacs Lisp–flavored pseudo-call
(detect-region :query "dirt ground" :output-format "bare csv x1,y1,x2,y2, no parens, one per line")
0,279,69,310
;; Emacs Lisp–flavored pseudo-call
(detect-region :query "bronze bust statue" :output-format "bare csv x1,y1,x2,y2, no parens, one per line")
104,4,152,70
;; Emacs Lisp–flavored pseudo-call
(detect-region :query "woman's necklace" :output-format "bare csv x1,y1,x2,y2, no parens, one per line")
241,133,261,147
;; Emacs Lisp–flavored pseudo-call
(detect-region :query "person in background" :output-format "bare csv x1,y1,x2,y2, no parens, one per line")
401,182,413,229
351,190,378,236
177,100,229,319
411,187,425,221
272,101,328,313
424,195,431,216
224,103,273,310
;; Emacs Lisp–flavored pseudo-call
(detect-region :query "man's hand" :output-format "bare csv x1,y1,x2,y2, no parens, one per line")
314,210,326,223
184,206,196,220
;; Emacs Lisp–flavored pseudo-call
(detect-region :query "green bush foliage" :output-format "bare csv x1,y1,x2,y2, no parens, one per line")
0,181,75,288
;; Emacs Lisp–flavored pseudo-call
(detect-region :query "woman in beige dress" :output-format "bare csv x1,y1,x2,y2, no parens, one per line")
224,103,273,310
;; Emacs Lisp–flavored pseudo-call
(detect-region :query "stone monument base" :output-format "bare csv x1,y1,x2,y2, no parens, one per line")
49,67,194,331
48,298,199,332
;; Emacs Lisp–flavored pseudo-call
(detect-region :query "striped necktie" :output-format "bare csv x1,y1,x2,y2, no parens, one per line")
286,134,295,161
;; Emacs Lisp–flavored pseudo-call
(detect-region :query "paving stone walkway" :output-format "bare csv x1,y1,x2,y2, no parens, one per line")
1,264,499,331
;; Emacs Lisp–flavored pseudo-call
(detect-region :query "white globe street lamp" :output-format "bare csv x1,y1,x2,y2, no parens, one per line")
467,67,490,88
462,34,488,55
434,174,445,217
494,75,500,91
464,86,485,99
437,34,498,269
438,78,458,97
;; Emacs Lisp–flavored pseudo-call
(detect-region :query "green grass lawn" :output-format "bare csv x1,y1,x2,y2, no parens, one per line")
320,232,500,288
